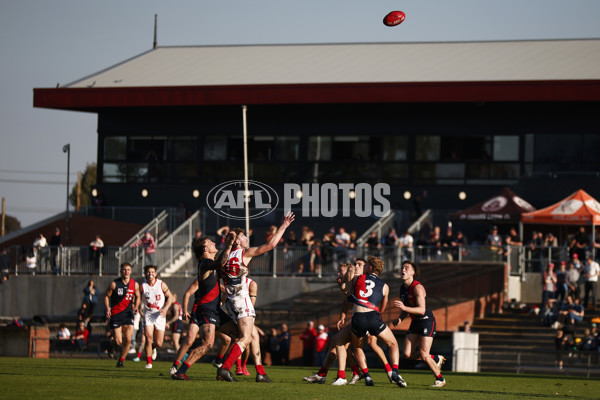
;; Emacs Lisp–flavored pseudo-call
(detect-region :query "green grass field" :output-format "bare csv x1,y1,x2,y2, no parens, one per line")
1,357,599,400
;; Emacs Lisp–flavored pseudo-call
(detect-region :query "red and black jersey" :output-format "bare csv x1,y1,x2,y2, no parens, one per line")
399,279,434,321
192,257,221,312
110,278,136,316
349,273,385,313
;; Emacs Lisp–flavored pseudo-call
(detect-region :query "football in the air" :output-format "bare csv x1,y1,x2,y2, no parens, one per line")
383,10,405,27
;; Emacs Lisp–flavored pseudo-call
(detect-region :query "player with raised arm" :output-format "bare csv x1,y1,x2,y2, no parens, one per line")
104,262,141,368
140,264,173,369
217,211,295,383
171,232,237,380
392,259,446,388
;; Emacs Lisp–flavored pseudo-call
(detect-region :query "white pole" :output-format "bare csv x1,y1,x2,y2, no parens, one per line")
242,105,250,234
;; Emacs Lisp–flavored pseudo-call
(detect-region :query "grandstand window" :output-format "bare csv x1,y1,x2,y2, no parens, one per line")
275,136,299,160
308,136,332,161
103,136,126,161
249,136,274,161
331,136,372,161
493,136,519,161
382,136,408,161
535,134,581,166
102,163,127,183
203,136,227,160
128,136,166,162
168,137,197,161
415,136,440,161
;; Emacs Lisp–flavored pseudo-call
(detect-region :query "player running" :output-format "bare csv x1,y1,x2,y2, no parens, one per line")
104,262,141,368
216,211,295,383
392,259,446,387
140,264,173,369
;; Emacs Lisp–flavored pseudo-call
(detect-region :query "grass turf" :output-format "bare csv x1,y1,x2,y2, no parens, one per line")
1,357,599,400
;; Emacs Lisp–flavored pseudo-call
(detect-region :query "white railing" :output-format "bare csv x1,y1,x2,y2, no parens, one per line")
155,210,201,276
115,210,169,268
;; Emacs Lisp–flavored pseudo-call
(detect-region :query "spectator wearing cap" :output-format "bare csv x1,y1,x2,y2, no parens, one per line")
314,324,328,366
131,230,156,265
566,261,581,298
542,262,557,315
572,253,583,270
556,261,568,303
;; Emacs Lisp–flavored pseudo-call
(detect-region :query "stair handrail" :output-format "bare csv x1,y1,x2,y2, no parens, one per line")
355,210,396,248
155,210,201,275
116,210,169,267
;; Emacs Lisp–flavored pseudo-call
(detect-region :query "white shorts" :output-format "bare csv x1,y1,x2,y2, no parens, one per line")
225,294,256,323
144,311,166,331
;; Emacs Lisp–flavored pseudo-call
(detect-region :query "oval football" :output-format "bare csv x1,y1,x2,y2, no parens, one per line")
383,10,405,27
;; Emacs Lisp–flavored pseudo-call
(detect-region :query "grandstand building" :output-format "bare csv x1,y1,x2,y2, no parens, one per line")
33,39,600,212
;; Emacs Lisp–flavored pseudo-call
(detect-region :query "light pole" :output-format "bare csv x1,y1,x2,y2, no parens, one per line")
63,144,70,244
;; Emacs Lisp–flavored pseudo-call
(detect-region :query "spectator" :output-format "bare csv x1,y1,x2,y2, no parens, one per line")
79,280,98,324
485,226,503,261
542,298,558,327
335,227,351,247
268,327,280,366
365,231,381,256
398,230,414,259
89,234,105,272
583,256,599,310
555,329,566,370
567,261,579,297
569,297,585,325
131,230,156,264
453,230,468,260
557,295,574,327
278,323,291,365
440,227,455,261
56,323,71,351
579,328,596,352
25,247,37,274
506,227,522,246
299,321,316,366
544,232,559,261
383,227,399,247
528,231,543,272
556,261,568,303
49,227,62,274
72,320,89,351
33,233,49,273
570,226,589,261
542,262,557,315
314,324,328,366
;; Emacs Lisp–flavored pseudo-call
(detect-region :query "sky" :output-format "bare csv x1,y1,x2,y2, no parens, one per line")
1,0,600,228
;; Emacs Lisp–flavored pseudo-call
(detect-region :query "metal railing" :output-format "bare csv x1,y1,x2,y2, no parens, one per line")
155,210,201,277
355,210,396,248
115,210,169,268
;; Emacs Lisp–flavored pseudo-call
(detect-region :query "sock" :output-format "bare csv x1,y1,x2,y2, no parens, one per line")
216,354,225,364
136,352,142,358
436,374,443,381
431,354,439,363
236,359,242,369
255,364,266,375
317,366,328,377
362,368,369,375
242,359,248,368
178,362,190,374
384,363,392,373
119,357,125,362
147,356,152,364
392,364,398,371
222,343,243,370
337,370,346,379
172,360,180,368
350,365,360,376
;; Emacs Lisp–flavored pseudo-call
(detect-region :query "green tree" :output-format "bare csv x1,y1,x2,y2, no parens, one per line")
69,162,97,209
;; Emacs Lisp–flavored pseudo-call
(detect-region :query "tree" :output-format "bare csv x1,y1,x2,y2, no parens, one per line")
3,215,21,235
69,163,97,209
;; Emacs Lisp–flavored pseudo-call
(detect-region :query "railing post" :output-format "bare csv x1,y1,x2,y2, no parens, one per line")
99,253,103,277
14,246,19,276
272,248,277,278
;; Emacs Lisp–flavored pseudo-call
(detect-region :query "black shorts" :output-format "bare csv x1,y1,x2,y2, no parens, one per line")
171,320,184,334
408,316,437,337
351,311,386,338
191,307,232,328
109,309,134,329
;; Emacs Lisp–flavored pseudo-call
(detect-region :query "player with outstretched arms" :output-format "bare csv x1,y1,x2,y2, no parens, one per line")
216,211,295,382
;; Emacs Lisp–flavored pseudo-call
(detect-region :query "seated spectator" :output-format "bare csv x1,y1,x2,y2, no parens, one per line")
569,297,585,325
56,323,71,351
440,227,455,261
365,231,381,255
579,328,596,353
557,295,574,327
72,320,89,351
542,298,558,327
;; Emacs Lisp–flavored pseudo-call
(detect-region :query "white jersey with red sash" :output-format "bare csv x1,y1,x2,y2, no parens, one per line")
141,278,165,313
223,248,255,321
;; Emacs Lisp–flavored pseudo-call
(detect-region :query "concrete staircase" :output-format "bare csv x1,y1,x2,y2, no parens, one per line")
475,310,600,377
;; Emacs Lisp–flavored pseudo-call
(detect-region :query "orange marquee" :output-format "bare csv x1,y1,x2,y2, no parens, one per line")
521,189,600,225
